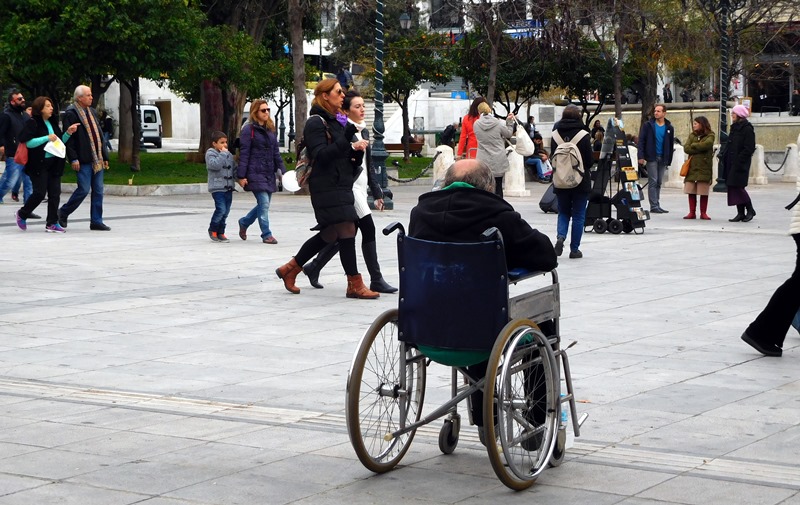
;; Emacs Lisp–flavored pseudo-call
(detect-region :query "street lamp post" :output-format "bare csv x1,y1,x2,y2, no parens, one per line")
703,0,746,193
278,89,286,147
371,0,393,210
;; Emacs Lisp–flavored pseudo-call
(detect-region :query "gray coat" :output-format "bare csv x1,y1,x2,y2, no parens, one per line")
474,114,513,176
206,148,236,193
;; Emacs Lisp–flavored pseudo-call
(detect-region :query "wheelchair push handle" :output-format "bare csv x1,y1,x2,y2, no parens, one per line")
383,222,405,237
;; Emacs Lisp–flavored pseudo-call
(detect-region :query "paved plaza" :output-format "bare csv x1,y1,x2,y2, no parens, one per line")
1,177,799,504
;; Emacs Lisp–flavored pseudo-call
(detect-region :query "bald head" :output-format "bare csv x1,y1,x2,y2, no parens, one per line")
443,159,495,192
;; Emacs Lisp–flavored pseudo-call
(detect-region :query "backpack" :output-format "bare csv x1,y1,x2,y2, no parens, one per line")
295,115,331,188
551,129,589,189
440,124,455,145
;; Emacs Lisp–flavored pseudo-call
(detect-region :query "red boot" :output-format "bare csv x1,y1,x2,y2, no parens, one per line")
346,274,380,299
700,195,711,220
276,258,302,294
683,194,697,219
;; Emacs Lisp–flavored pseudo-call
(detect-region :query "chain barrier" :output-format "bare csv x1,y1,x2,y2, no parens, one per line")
386,152,440,183
764,146,792,173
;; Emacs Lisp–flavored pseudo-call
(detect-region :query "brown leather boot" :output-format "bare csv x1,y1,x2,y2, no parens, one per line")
275,258,302,294
346,274,380,299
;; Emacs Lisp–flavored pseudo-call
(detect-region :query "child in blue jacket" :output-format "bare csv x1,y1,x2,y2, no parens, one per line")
206,131,236,242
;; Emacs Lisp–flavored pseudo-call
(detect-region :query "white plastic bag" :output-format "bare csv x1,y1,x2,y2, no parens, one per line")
44,138,66,158
514,120,535,156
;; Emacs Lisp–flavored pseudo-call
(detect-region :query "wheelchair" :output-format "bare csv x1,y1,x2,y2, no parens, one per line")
345,223,587,490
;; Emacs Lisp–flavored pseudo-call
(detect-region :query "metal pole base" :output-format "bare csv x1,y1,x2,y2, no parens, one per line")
712,178,728,193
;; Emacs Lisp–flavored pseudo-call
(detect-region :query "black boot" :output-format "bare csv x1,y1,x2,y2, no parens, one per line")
742,202,756,222
729,204,745,222
302,242,339,288
363,241,397,293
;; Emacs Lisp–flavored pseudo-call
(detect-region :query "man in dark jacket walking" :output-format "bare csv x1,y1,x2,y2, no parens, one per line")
0,90,33,206
637,104,674,213
409,158,557,443
58,85,110,231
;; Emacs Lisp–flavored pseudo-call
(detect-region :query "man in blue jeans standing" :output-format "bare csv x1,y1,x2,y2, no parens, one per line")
0,90,34,208
637,104,674,214
58,85,111,231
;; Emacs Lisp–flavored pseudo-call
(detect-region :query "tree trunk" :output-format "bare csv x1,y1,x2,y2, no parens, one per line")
198,80,223,156
118,81,133,165
401,95,410,162
288,0,307,146
486,29,500,105
640,67,659,125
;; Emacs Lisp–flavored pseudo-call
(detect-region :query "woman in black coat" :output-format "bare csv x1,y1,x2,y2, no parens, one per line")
15,96,78,232
724,104,756,222
275,78,379,299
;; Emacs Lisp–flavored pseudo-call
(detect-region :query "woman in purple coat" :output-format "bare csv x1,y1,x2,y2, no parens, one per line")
237,99,286,244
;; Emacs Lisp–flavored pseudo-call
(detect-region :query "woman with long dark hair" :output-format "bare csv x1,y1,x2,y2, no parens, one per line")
237,99,285,244
456,96,486,159
15,97,78,232
275,79,379,299
682,116,715,220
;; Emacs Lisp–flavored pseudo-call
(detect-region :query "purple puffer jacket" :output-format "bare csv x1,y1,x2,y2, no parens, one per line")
237,122,285,193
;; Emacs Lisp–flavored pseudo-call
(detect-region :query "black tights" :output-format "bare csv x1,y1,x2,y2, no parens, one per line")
295,222,360,276
494,176,504,198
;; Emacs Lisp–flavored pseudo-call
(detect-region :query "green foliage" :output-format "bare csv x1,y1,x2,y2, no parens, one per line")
383,31,456,102
0,0,203,100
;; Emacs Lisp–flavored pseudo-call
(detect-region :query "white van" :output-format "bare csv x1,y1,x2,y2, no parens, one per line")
140,105,162,148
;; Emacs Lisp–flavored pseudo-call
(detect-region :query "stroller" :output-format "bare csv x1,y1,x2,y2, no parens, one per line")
585,118,649,235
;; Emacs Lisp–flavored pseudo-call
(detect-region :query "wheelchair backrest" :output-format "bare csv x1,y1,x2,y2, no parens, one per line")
397,233,510,352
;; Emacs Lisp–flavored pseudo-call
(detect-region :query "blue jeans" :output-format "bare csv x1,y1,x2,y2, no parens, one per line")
60,163,105,224
0,159,32,202
555,191,589,252
209,191,232,234
103,132,112,152
239,191,273,240
646,157,667,210
525,157,550,179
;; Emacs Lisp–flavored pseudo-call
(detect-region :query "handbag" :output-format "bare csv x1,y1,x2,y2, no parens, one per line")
514,120,535,156
680,156,692,177
14,142,28,165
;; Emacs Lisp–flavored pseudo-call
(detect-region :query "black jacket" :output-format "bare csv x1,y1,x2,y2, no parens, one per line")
0,104,29,156
409,186,557,273
305,105,361,225
62,104,109,164
724,119,755,188
550,117,594,193
18,115,67,177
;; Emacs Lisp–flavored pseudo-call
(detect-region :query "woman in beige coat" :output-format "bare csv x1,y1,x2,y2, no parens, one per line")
682,116,715,220
473,102,514,198
741,175,800,357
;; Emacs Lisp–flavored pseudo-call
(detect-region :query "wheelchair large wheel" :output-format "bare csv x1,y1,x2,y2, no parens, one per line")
484,319,559,490
346,309,426,473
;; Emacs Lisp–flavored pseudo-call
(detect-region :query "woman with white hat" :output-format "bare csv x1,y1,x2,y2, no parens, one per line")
724,104,756,222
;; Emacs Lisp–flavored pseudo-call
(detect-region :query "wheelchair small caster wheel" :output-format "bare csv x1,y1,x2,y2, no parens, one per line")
608,219,623,234
593,218,607,234
622,220,633,233
549,426,567,467
438,417,460,454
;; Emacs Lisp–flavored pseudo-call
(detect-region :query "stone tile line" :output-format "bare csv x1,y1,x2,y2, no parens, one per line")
12,375,797,491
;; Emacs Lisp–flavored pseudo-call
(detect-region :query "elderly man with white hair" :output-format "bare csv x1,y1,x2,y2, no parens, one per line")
57,84,111,231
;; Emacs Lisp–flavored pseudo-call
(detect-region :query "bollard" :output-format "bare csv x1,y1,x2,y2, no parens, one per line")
504,148,530,197
750,145,769,185
784,141,798,183
664,144,685,189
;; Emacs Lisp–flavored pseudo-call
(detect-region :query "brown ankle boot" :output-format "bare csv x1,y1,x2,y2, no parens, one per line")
276,258,302,294
346,274,380,299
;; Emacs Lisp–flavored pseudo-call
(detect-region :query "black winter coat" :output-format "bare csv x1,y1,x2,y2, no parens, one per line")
237,122,285,193
0,104,29,156
409,186,558,273
550,117,594,194
305,105,361,225
18,115,67,177
62,105,108,164
724,119,755,188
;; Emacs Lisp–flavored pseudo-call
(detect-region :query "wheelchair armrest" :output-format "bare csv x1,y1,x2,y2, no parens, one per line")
508,268,549,283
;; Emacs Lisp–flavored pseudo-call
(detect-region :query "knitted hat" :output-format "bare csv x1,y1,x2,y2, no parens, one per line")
731,104,750,118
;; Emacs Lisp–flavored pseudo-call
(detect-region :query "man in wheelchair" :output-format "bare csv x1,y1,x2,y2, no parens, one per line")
408,158,558,444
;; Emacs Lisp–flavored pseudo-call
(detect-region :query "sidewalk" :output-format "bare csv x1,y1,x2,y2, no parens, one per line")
1,181,799,504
